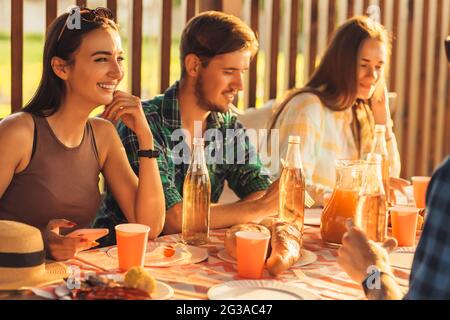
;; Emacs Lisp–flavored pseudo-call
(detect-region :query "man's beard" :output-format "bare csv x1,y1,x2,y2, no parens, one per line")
194,73,229,113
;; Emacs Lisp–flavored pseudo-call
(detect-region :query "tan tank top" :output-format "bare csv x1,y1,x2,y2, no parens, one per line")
0,114,101,230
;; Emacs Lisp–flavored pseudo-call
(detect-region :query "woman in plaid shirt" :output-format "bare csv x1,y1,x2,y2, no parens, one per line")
266,16,403,206
338,36,450,300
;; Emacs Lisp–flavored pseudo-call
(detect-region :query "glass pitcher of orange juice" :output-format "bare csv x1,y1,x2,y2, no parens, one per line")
320,160,365,247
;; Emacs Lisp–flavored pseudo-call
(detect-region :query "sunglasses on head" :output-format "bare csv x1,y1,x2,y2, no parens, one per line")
57,7,114,43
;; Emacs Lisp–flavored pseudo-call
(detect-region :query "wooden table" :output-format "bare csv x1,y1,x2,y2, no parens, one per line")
4,225,412,300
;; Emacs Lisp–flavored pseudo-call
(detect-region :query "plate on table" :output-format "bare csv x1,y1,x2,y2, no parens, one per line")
217,249,317,268
54,275,174,300
304,208,322,226
389,247,415,270
107,242,208,267
208,280,320,300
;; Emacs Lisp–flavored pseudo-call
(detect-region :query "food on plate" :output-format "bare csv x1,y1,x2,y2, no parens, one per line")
163,245,176,257
265,220,303,276
70,274,151,300
224,223,271,259
124,266,157,295
145,243,191,265
72,286,151,300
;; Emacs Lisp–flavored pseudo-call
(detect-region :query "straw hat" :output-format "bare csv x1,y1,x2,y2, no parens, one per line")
0,220,70,290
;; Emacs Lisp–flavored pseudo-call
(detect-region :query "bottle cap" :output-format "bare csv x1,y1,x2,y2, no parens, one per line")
288,135,301,144
374,124,386,133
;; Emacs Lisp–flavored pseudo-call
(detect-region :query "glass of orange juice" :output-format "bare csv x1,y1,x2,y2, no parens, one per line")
115,223,150,271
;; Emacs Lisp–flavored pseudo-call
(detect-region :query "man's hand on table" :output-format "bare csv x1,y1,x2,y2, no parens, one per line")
337,219,396,283
337,219,404,300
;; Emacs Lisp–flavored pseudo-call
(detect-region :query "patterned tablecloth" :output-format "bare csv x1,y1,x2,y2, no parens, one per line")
26,224,412,300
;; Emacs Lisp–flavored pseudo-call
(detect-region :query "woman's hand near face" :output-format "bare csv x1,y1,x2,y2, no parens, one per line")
43,219,98,261
370,85,390,125
102,91,152,144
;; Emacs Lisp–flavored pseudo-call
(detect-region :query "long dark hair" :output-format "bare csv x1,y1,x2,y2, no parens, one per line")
268,16,390,130
22,7,118,117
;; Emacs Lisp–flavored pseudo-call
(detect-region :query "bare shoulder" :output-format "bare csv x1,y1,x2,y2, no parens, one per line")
0,112,34,143
89,116,116,132
88,117,119,141
87,117,122,159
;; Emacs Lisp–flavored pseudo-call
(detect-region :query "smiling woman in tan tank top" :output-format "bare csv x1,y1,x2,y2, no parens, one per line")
0,7,165,261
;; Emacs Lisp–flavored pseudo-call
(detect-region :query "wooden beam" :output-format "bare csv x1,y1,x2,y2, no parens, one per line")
131,0,143,97
302,0,312,85
245,0,259,108
107,0,118,22
434,0,449,167
389,0,399,92
420,0,436,175
45,0,57,31
199,0,222,12
392,0,408,177
287,0,299,89
264,0,280,100
76,0,86,8
185,0,196,23
347,0,355,17
11,0,23,113
327,0,336,43
160,0,172,92
405,0,422,178
308,0,318,76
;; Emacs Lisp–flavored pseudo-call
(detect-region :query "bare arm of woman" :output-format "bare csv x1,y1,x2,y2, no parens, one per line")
0,113,94,261
0,114,32,200
98,91,165,239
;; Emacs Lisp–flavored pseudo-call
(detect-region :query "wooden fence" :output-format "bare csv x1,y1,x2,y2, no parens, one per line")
7,0,450,178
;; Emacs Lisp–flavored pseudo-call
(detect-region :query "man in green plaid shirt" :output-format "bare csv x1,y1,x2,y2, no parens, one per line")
94,12,279,243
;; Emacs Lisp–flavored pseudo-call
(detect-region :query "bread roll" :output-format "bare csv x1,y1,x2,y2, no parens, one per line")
224,223,271,259
265,221,302,276
259,217,277,231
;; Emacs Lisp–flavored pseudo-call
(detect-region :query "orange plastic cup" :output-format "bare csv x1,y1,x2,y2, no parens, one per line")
411,176,431,209
235,231,270,279
390,206,419,246
115,223,150,271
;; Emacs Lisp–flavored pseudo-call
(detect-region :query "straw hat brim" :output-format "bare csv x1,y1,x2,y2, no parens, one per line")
0,261,70,291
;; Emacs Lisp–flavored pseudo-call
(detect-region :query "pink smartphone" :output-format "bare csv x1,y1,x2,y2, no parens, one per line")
66,228,109,241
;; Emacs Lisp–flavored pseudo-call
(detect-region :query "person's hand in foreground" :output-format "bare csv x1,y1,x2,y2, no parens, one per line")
337,219,404,299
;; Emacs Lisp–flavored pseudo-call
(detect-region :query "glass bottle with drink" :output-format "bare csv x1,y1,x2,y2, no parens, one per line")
370,124,390,205
182,137,211,245
354,153,388,242
320,160,365,247
279,135,306,232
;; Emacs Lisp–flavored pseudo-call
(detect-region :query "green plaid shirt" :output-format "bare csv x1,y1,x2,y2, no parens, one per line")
94,82,271,244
